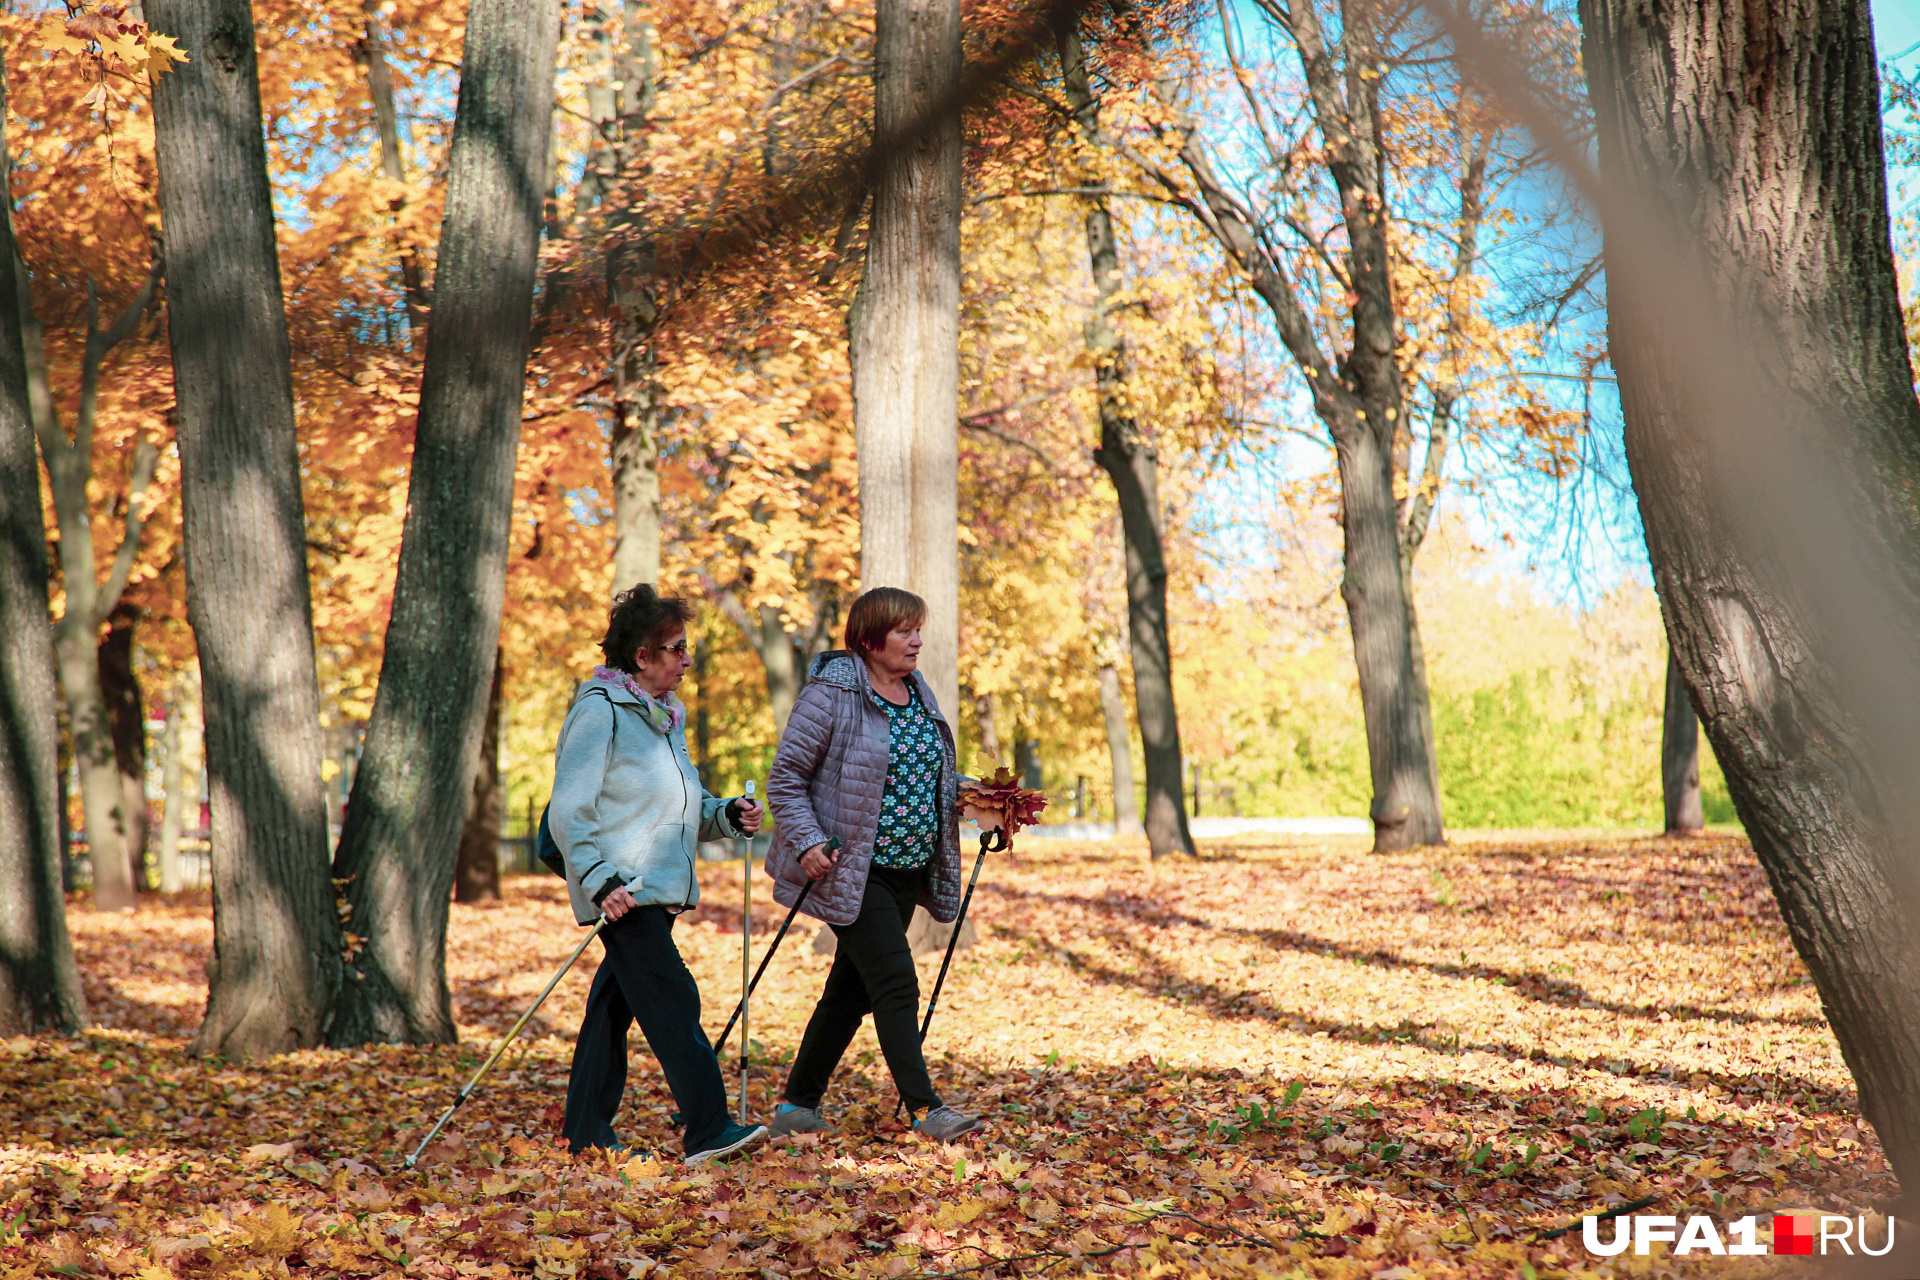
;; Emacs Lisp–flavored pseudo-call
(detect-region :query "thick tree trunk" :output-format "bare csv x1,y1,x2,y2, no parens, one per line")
158,682,186,895
149,0,342,1058
1582,0,1920,1193
1660,645,1702,834
453,655,503,904
1096,662,1141,835
1058,21,1192,859
0,72,89,1030
850,0,961,720
330,0,561,1045
98,605,150,892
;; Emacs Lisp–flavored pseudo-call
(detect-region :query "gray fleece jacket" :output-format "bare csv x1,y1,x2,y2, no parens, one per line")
551,676,744,925
764,651,962,927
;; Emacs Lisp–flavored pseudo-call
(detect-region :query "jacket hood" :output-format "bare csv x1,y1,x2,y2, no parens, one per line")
807,650,865,689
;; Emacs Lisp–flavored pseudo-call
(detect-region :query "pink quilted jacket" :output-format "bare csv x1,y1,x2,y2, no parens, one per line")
764,651,962,927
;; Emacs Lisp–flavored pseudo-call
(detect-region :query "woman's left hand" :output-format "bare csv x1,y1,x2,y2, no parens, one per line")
734,798,765,834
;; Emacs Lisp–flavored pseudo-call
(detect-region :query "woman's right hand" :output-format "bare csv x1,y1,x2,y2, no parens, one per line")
799,843,839,880
601,885,638,922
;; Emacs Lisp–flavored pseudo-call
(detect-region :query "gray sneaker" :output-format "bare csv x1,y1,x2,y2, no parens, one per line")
769,1104,828,1137
914,1105,985,1141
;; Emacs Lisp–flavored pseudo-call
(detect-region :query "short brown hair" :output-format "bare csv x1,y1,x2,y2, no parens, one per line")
602,583,693,673
845,587,927,657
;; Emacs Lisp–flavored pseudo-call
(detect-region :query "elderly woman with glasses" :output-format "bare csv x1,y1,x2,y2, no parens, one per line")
761,586,985,1142
550,584,768,1163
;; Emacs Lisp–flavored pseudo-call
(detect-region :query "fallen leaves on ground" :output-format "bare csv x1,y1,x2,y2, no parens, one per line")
1,831,1898,1277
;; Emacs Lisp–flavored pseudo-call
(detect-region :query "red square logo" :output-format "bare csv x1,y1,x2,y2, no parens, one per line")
1773,1215,1815,1256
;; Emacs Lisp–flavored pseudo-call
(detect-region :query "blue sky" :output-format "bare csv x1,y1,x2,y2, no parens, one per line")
1197,2,1920,610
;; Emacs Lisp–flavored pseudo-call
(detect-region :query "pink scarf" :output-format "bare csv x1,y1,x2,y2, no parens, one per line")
592,665,685,734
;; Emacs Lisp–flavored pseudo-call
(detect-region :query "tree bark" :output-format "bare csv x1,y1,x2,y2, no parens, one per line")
1058,20,1192,858
453,653,503,904
330,0,561,1045
1096,661,1141,835
98,604,150,892
148,0,341,1058
0,56,89,1031
850,0,961,721
1660,645,1702,834
1581,0,1920,1193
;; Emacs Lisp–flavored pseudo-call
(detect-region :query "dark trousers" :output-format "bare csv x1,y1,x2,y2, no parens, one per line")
783,864,942,1115
562,905,729,1155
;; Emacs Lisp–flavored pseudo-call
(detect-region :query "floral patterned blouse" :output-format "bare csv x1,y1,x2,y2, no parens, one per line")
867,683,943,870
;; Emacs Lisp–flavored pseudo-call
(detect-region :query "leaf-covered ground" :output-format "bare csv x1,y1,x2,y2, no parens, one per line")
2,832,1903,1277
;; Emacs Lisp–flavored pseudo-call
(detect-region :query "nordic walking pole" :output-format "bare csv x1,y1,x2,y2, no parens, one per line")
739,779,754,1124
919,825,1006,1044
714,859,824,1055
894,826,1005,1121
407,917,606,1169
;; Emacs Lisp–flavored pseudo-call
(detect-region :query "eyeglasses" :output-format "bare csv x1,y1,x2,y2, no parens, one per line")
657,641,692,657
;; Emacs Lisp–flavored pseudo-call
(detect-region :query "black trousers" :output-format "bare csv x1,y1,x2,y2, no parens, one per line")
562,905,729,1155
783,864,942,1115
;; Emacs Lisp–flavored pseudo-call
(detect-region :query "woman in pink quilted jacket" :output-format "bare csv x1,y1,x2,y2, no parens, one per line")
762,587,985,1142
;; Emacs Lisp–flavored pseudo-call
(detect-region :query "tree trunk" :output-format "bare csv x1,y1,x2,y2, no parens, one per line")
98,604,150,892
1057,20,1192,858
1096,662,1141,835
453,654,503,904
691,630,715,790
1117,0,1450,852
330,0,562,1045
756,604,804,737
0,62,89,1030
56,634,133,909
1339,422,1443,849
603,5,662,595
25,266,159,911
158,680,186,895
1660,645,1702,834
1582,0,1920,1193
973,691,999,768
149,0,342,1058
850,0,961,721
359,0,429,337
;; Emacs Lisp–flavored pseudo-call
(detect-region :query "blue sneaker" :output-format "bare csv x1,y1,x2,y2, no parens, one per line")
685,1122,768,1165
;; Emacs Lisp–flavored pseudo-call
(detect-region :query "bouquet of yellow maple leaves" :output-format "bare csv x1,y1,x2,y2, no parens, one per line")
959,765,1047,848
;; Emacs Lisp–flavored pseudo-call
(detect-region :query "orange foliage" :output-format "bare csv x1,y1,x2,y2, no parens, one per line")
3,834,1893,1277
